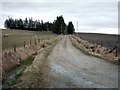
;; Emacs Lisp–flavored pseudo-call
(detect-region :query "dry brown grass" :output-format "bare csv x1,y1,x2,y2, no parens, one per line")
12,36,63,88
70,35,119,64
2,35,62,81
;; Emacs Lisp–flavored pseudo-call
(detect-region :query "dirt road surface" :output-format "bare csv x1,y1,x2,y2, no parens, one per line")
14,35,118,88
44,35,118,88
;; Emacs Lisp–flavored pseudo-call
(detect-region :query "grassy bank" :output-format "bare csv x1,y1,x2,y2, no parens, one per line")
3,35,63,88
11,35,62,88
70,35,118,65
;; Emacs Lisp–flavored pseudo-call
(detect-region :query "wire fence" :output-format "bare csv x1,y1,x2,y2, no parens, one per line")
12,36,54,52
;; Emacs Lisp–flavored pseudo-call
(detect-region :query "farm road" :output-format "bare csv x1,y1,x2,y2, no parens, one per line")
43,35,118,88
15,35,118,88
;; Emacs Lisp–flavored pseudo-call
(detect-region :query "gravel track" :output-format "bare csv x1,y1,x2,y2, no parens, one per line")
45,35,118,88
13,35,118,88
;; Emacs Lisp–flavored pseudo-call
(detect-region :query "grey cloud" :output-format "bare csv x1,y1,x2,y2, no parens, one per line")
1,1,118,34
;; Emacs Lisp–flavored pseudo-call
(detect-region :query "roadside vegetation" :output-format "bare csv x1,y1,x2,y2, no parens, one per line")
70,35,119,64
2,34,63,88
12,36,62,88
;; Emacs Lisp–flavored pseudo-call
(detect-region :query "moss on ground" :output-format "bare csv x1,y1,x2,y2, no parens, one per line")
22,55,35,66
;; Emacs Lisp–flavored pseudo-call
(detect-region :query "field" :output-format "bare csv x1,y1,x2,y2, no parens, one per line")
75,33,119,49
2,29,57,50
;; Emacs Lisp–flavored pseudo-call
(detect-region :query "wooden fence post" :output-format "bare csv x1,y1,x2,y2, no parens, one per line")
24,41,26,48
38,38,40,43
30,40,31,45
14,45,16,52
35,39,37,45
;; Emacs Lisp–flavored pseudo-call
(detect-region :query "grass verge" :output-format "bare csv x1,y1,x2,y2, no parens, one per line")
21,54,36,66
10,36,62,87
70,36,118,65
9,54,36,86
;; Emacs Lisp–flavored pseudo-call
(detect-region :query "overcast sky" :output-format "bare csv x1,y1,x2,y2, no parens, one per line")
0,0,119,34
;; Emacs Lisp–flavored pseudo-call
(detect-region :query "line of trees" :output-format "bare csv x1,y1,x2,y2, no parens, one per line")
4,15,75,34
4,17,53,31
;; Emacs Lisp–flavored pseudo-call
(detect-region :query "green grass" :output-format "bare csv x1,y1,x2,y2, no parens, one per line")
10,54,35,86
2,29,57,50
10,71,23,86
22,55,35,66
